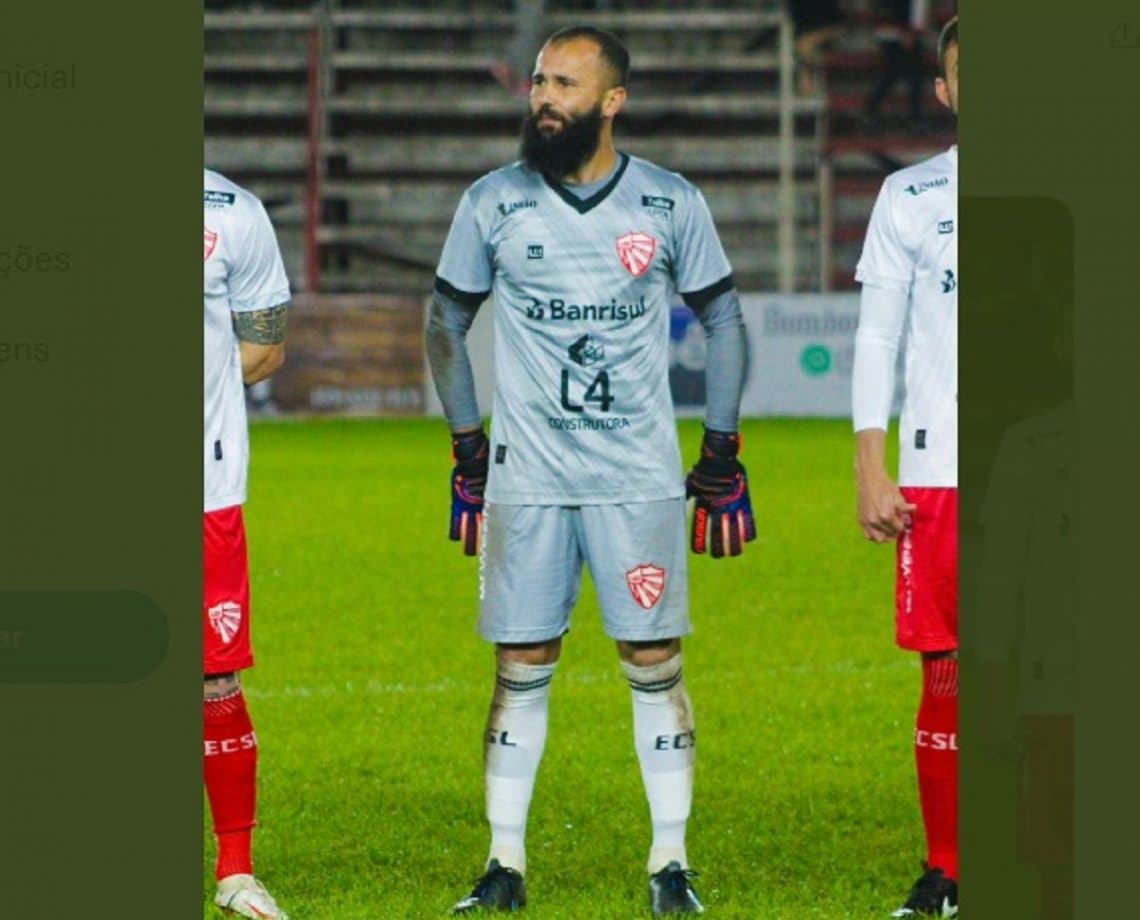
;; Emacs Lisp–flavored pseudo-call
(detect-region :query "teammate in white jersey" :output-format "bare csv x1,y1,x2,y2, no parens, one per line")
427,26,754,916
203,169,291,920
851,18,959,919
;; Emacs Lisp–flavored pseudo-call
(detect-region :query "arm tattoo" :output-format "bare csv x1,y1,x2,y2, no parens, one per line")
232,303,288,345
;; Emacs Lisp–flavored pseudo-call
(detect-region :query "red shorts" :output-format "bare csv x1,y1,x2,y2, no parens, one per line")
204,505,253,673
895,487,958,652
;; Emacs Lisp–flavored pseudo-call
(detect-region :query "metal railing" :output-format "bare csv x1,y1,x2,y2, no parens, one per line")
290,0,828,294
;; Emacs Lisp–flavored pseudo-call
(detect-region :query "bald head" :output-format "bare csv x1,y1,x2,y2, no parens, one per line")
543,26,630,90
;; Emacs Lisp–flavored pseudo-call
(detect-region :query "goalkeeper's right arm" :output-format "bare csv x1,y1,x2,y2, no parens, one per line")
426,289,487,555
425,289,483,431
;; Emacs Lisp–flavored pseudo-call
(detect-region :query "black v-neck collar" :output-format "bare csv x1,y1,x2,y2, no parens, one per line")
543,153,630,215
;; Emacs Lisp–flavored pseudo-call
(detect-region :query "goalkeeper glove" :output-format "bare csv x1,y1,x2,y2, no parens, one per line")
449,428,489,556
685,428,757,558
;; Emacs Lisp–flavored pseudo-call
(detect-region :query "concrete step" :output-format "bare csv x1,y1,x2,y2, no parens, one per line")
333,134,820,175
206,138,311,174
206,133,822,178
204,50,785,74
244,176,821,226
204,90,824,120
204,11,313,31
337,9,783,32
325,93,823,119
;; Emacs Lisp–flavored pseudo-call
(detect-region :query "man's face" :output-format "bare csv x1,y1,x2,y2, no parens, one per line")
519,38,624,177
935,42,958,116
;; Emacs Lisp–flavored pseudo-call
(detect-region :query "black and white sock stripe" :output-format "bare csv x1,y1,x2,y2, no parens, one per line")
627,669,683,694
497,673,554,693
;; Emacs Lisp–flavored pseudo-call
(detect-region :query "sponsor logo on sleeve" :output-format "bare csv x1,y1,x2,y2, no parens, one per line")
204,190,236,208
641,195,675,218
497,198,537,217
904,177,949,196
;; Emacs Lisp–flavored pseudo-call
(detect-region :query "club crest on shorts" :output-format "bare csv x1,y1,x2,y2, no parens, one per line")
616,231,656,277
204,227,218,261
626,563,666,610
208,600,242,643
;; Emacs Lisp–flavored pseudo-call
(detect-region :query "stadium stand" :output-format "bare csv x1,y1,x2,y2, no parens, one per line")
819,0,957,289
204,0,954,296
207,0,824,294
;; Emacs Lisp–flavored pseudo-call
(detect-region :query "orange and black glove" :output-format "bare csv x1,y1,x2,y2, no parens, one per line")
449,428,489,556
685,429,757,558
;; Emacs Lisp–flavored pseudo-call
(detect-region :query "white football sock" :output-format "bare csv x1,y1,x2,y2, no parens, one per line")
623,653,695,874
484,659,555,876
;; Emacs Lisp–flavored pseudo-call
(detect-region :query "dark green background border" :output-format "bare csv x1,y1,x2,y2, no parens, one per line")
1,2,1134,916
963,2,1140,917
0,3,201,915
960,194,1073,917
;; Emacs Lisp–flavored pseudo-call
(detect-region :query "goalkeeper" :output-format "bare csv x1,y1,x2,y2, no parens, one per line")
425,26,753,916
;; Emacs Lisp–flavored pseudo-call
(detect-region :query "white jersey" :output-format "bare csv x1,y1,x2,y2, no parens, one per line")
203,169,290,512
856,146,958,487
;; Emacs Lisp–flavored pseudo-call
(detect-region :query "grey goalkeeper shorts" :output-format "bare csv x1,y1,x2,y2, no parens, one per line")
477,498,690,643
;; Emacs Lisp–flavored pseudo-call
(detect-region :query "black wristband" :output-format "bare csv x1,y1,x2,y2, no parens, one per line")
702,429,740,459
452,428,488,463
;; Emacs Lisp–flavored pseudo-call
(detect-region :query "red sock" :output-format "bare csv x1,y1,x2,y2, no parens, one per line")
204,689,258,880
915,656,958,880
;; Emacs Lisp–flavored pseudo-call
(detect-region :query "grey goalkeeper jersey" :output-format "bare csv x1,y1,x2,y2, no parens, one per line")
436,153,733,505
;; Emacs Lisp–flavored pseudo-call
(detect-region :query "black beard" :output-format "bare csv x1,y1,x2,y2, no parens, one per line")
520,103,604,178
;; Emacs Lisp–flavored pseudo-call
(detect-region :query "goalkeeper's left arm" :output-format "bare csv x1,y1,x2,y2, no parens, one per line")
684,287,756,558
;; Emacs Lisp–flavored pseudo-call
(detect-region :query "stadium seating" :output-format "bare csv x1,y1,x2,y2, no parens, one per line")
206,0,828,294
817,0,957,288
205,0,954,295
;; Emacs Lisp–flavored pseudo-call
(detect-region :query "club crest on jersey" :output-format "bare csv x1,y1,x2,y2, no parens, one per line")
626,563,666,610
616,231,656,278
208,600,242,643
204,227,218,261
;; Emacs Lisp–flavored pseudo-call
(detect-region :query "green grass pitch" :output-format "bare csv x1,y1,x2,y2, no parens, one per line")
204,417,918,919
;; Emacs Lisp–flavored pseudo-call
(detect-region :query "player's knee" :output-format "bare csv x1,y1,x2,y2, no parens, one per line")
497,637,562,666
620,646,683,690
617,637,681,667
203,671,240,700
921,649,957,661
